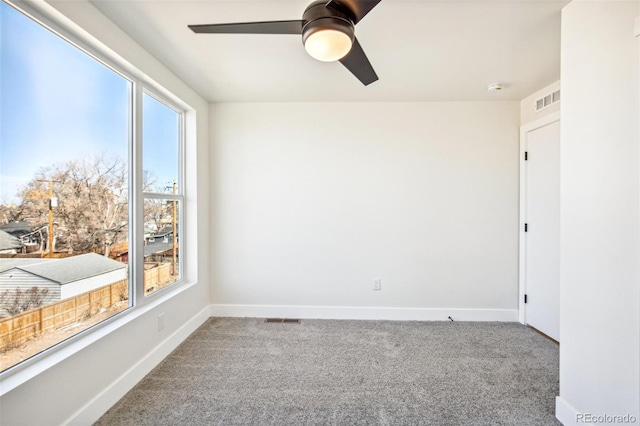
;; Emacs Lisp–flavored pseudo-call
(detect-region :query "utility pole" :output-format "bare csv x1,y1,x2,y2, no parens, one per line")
48,179,54,257
38,178,58,257
172,181,177,276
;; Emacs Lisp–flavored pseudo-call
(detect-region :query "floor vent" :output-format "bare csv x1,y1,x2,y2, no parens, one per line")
535,89,560,112
264,318,300,323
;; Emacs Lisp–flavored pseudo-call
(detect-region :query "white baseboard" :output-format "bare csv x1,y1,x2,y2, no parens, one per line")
210,304,518,322
64,305,210,425
556,396,585,425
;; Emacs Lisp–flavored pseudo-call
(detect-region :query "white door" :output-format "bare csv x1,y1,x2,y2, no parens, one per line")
525,120,560,341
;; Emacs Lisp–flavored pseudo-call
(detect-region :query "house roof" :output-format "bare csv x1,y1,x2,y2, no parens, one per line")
151,226,175,238
0,253,126,284
144,242,174,257
0,221,32,235
0,230,23,251
0,258,50,273
115,241,177,258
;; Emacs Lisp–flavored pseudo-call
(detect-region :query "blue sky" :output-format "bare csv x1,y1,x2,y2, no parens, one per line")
0,2,179,204
143,93,180,193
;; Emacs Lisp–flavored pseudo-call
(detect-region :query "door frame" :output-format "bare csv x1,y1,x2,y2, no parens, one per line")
519,111,561,325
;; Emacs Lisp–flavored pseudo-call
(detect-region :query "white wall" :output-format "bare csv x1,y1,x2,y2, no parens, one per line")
557,1,640,424
0,1,210,424
210,102,520,320
520,80,560,126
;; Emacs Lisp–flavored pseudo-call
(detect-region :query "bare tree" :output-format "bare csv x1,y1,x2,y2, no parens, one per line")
144,198,174,234
17,155,129,255
9,155,166,256
0,287,51,318
0,204,24,226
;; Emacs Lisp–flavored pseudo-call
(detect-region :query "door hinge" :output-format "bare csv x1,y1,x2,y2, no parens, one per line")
525,151,528,161
524,294,528,304
525,223,528,232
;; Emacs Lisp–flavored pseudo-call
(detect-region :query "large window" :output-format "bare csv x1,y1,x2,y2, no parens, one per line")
0,1,185,373
142,93,183,295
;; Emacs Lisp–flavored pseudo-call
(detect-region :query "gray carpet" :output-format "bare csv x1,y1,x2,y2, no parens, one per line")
96,318,560,425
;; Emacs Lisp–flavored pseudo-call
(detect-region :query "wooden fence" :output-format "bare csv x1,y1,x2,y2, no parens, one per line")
0,262,174,350
144,262,174,293
0,253,75,259
0,279,128,349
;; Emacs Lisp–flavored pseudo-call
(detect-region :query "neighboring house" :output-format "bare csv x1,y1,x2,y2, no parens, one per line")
141,226,178,262
0,253,127,312
0,221,32,238
0,221,43,252
0,230,23,254
112,226,179,264
145,226,176,245
144,241,174,258
143,225,157,243
109,242,129,264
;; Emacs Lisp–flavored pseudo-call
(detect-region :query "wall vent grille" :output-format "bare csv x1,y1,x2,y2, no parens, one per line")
535,90,560,112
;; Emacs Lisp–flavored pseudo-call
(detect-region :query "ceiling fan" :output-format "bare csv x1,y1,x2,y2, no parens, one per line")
188,0,382,86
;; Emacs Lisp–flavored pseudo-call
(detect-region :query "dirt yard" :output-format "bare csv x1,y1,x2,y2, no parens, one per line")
0,301,128,372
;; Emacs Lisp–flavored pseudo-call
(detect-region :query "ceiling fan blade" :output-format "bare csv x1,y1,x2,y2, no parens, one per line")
326,0,382,24
189,20,304,35
339,37,378,86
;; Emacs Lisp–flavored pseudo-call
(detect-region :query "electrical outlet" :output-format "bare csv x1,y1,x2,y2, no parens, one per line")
373,278,382,291
158,313,165,331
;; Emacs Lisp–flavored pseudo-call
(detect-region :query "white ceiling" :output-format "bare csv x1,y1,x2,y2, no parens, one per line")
89,0,567,103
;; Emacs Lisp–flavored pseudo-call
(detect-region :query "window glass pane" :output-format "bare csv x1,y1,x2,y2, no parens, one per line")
0,2,131,372
143,93,179,194
144,198,180,295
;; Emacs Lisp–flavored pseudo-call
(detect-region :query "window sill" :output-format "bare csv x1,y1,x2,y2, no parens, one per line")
0,280,197,397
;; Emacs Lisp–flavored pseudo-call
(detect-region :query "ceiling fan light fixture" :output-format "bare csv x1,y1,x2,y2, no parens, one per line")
189,0,380,85
304,28,353,62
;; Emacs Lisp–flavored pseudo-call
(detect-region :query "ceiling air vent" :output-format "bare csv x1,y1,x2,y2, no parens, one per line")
535,90,560,112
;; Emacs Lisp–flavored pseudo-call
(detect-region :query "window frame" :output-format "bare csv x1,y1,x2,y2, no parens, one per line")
140,89,186,299
0,0,195,393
